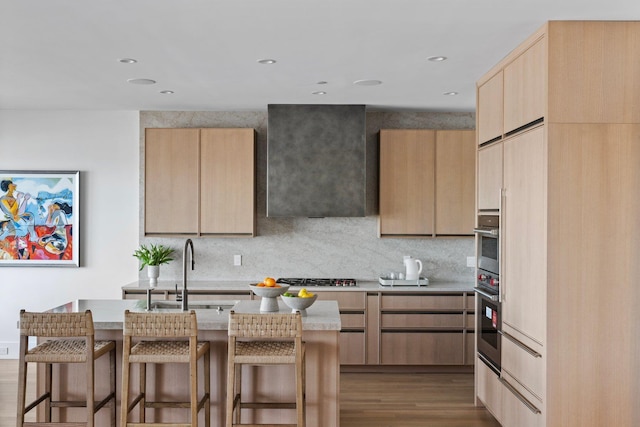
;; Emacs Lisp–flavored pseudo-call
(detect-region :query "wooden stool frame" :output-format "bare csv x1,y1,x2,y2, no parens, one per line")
121,310,210,427
226,311,305,427
17,309,116,427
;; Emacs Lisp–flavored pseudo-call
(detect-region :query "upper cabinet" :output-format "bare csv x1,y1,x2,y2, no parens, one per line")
477,71,504,145
379,129,475,237
503,37,547,134
145,128,255,237
379,129,435,237
435,130,476,235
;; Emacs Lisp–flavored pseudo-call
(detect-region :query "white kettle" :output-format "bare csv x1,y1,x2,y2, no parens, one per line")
403,256,423,281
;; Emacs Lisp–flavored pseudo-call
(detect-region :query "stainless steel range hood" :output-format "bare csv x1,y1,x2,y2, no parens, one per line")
267,104,366,217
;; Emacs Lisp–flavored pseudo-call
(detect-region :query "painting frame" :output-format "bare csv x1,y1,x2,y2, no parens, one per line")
0,170,80,267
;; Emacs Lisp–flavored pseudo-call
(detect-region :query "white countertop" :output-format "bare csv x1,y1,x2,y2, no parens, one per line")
122,280,475,293
49,299,341,331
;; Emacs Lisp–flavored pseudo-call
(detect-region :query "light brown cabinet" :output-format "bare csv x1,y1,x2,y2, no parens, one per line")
476,21,640,427
377,293,475,366
435,130,476,235
379,129,475,237
477,142,503,211
145,128,200,234
501,126,546,347
315,291,366,365
477,71,504,145
144,128,255,237
379,129,435,236
503,38,546,134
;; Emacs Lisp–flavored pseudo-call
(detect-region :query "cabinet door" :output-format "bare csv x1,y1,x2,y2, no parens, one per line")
379,130,435,236
477,142,503,211
476,357,503,423
502,126,546,346
435,130,475,235
200,129,255,236
504,38,547,134
380,331,464,365
477,71,504,144
145,128,200,235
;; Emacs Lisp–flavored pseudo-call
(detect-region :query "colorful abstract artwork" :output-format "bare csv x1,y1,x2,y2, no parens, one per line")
0,171,80,267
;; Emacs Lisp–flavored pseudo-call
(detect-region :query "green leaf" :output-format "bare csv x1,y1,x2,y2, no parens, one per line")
132,244,175,270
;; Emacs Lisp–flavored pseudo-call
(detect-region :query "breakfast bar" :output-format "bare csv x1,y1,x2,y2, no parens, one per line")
41,299,341,427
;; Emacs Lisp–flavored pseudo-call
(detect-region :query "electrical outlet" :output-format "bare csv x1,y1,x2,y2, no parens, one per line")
234,254,242,266
0,347,8,355
466,256,476,268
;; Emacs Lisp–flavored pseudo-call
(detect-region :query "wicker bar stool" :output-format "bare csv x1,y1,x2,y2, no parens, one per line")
17,309,116,427
226,311,305,427
121,310,210,427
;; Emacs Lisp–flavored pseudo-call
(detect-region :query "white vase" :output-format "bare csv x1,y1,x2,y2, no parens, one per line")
147,265,160,287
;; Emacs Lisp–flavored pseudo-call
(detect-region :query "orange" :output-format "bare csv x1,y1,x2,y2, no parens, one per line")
256,282,266,287
264,277,277,287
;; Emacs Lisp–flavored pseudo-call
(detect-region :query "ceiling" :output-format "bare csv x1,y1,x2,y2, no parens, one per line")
2,0,638,112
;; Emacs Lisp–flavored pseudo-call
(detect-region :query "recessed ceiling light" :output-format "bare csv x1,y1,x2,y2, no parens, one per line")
257,59,276,64
127,78,156,85
443,91,459,96
427,56,448,62
160,90,174,94
312,91,327,95
353,79,382,86
118,58,137,64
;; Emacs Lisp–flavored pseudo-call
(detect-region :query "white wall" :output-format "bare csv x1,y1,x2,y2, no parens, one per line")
0,110,140,358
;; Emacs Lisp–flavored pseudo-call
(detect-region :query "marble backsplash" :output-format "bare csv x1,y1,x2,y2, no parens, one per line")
139,110,476,283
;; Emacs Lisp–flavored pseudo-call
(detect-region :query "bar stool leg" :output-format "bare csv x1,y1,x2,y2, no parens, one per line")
140,363,146,423
110,347,116,427
16,337,28,427
225,358,235,427
45,363,52,423
204,350,210,427
121,337,131,427
87,348,95,427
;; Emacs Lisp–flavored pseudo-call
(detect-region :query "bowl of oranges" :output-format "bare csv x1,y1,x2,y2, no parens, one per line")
250,277,288,311
281,288,318,316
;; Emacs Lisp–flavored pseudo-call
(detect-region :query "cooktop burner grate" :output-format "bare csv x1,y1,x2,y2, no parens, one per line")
276,278,357,287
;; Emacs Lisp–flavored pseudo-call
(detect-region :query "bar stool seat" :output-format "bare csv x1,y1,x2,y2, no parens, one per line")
226,311,305,427
121,310,210,427
17,309,116,427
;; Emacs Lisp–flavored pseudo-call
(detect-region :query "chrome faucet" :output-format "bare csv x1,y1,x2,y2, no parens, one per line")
182,238,195,311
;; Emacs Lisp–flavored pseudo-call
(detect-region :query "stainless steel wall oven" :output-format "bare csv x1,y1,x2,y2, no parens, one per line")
474,214,501,374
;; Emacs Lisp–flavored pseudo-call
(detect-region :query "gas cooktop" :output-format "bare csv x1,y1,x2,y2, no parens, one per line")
276,278,357,287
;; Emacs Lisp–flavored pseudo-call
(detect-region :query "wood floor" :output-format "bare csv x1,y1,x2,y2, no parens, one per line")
0,360,499,427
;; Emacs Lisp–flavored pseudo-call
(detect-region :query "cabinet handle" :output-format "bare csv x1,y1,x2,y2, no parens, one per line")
501,331,542,358
500,377,542,415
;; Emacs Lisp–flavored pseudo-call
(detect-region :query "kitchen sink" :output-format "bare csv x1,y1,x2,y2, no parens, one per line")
147,300,238,312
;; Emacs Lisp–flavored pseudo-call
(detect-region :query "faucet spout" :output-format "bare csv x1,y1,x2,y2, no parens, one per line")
182,238,195,311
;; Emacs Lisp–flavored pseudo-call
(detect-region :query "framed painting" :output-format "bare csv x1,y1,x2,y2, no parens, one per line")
0,171,80,267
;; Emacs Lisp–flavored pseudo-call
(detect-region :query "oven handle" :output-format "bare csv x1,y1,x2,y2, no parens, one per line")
474,287,499,302
473,227,499,236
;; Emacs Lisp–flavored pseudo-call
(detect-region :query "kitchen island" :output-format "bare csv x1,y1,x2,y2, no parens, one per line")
123,280,476,367
41,299,341,427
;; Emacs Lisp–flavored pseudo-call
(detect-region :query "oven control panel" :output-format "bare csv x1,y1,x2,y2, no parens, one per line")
477,270,499,292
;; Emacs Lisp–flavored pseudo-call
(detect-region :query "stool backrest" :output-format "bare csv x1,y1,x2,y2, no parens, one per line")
228,311,302,339
123,310,198,338
19,309,94,338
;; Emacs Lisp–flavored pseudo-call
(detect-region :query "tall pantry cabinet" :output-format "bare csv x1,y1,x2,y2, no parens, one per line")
475,21,640,427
